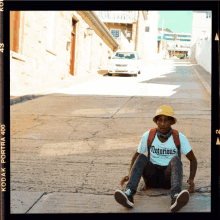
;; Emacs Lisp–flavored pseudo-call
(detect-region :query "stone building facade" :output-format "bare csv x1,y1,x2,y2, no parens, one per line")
10,11,119,95
95,11,147,65
134,11,146,65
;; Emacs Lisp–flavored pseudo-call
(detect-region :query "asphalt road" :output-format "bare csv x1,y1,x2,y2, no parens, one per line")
10,59,211,213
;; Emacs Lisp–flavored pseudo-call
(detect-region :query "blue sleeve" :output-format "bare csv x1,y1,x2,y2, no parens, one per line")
137,131,150,154
179,132,192,155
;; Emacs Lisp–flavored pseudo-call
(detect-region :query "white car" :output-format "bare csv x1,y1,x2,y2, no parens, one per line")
108,51,142,76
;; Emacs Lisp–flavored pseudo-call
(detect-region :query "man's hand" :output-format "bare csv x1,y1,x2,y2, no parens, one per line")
187,179,195,193
121,176,129,186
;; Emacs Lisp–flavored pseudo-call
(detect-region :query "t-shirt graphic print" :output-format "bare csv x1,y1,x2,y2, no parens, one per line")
137,130,192,166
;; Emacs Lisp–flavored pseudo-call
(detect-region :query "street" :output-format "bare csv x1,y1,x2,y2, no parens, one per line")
10,59,211,213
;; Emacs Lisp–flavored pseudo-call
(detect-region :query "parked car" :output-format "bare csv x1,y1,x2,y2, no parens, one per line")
108,51,142,76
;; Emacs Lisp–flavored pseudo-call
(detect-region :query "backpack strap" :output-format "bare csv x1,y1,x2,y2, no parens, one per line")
172,129,181,159
147,128,157,160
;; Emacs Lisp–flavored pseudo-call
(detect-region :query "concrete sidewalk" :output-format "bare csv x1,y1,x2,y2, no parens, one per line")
10,59,211,214
11,191,210,213
10,71,103,105
10,60,211,104
188,59,211,98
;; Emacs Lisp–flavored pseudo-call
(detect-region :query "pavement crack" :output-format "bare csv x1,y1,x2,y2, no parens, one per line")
66,119,79,140
25,192,46,214
76,160,95,192
111,96,134,118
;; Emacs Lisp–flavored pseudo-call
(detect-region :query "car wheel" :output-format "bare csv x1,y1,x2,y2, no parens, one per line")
134,73,138,77
108,73,112,76
138,70,141,74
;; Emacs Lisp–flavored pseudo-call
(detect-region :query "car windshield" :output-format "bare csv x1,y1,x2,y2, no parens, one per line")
112,52,136,59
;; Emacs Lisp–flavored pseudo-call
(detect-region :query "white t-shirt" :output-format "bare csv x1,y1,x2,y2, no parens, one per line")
137,130,192,166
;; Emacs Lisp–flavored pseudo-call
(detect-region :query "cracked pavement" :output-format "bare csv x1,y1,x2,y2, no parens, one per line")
10,60,211,213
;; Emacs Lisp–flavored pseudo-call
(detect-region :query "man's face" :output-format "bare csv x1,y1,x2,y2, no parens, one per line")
156,115,171,134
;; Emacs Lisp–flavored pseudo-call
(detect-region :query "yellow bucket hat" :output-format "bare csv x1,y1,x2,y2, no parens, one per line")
153,105,177,125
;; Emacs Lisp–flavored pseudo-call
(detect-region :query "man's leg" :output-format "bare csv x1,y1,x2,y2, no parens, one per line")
114,154,157,208
165,156,183,198
142,160,160,189
126,154,155,194
165,156,189,212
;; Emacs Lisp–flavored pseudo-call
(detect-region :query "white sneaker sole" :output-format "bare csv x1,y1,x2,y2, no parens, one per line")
170,190,190,212
114,190,134,208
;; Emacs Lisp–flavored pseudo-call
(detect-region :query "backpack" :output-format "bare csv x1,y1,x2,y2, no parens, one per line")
147,128,181,160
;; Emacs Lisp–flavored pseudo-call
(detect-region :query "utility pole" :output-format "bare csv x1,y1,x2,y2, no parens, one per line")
160,19,164,54
135,11,140,52
174,34,178,57
160,19,172,56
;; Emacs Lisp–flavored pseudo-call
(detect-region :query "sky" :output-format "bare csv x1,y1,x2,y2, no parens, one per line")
158,11,193,34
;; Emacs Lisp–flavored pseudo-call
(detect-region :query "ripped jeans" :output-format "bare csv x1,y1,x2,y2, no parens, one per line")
126,154,183,199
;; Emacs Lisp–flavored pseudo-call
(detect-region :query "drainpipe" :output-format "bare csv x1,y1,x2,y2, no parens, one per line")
135,11,140,52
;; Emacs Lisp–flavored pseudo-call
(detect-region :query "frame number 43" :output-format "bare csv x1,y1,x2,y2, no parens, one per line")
216,129,220,145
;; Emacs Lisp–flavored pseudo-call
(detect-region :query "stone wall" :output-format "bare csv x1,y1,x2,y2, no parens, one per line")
10,11,116,95
76,12,115,73
135,11,146,65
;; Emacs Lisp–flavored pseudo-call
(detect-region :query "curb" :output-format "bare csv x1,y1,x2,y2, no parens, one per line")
10,95,45,106
188,61,211,98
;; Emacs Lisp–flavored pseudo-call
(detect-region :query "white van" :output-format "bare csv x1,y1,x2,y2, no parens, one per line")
108,51,142,76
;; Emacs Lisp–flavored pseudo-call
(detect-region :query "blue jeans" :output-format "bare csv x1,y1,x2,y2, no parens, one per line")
126,154,183,199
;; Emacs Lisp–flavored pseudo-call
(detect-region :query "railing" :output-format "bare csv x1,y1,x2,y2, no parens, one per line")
179,42,192,46
167,41,192,49
94,11,138,22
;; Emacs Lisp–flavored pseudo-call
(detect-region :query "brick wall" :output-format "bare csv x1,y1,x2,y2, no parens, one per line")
10,11,116,95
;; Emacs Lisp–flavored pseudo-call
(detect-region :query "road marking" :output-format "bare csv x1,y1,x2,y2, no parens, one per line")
188,62,211,106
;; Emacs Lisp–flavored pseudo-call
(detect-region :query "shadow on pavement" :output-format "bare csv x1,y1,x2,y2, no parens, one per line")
10,94,45,106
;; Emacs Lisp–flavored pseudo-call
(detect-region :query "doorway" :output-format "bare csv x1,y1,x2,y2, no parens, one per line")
10,11,20,53
70,19,77,76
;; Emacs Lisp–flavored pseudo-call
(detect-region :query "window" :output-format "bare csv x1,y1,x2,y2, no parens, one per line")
206,12,211,19
145,26,150,32
113,52,136,60
110,29,120,39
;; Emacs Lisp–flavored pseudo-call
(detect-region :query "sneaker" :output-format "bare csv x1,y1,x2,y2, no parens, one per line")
114,189,134,208
170,190,190,212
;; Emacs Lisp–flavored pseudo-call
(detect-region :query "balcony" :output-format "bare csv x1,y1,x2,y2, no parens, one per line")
94,11,138,24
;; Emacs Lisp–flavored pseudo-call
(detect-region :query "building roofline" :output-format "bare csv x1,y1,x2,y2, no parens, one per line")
82,11,120,50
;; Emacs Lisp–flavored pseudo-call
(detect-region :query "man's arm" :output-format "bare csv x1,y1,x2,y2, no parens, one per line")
186,150,197,192
186,150,197,181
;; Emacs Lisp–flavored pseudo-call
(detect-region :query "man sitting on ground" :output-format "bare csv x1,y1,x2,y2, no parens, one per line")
114,105,197,212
